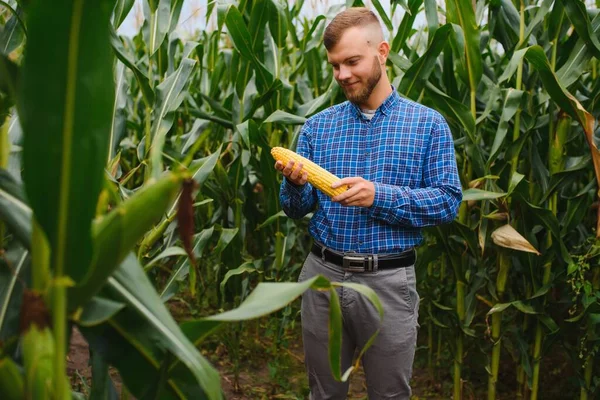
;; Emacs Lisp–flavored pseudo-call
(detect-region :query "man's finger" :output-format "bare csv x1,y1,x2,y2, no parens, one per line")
332,176,362,188
300,171,309,185
290,162,304,180
282,160,296,176
332,186,359,203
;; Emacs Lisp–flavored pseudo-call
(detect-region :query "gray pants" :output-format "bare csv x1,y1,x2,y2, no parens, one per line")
299,252,419,400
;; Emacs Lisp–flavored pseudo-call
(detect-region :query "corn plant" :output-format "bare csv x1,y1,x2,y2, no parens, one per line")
0,0,384,398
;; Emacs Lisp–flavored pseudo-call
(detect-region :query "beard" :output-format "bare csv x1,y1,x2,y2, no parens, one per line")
340,56,382,106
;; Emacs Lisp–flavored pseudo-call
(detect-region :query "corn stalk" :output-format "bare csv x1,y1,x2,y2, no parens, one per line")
488,2,526,399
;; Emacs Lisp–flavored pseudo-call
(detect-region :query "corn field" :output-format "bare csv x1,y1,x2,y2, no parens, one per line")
1,0,600,399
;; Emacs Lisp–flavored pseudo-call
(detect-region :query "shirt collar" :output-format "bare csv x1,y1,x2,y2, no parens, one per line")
349,85,399,120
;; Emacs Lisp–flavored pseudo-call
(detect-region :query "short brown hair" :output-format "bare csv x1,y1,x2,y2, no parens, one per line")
323,8,381,51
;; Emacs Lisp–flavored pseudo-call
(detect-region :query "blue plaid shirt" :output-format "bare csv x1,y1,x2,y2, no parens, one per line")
279,88,462,254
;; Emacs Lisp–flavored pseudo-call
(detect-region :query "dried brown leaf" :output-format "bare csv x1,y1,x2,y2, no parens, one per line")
491,224,540,255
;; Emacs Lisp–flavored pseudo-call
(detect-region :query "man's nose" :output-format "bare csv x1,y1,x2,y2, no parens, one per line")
337,65,351,80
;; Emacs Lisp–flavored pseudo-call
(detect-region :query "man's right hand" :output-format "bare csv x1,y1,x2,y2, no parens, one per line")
274,160,308,186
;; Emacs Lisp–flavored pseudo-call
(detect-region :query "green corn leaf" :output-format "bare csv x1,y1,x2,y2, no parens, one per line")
267,0,288,47
89,348,119,400
111,0,135,29
557,13,600,88
0,356,24,400
220,261,260,299
22,325,69,399
399,24,452,99
168,0,184,34
144,246,187,272
138,148,220,259
498,47,528,85
371,0,393,31
180,276,382,384
274,231,286,270
148,57,196,179
328,287,343,380
18,0,115,284
511,301,537,315
168,40,200,75
523,0,553,43
108,61,129,162
0,168,30,247
182,119,209,154
224,5,274,91
427,310,449,328
183,278,333,347
424,0,439,41
561,0,600,59
387,51,412,70
142,0,170,57
424,82,476,142
110,27,155,106
213,228,238,255
160,227,214,301
78,296,125,327
188,147,221,187
264,110,307,125
487,89,524,166
81,322,198,400
517,195,572,265
256,210,287,230
248,0,269,60
391,0,423,53
303,16,326,52
69,171,184,310
432,299,454,311
107,254,222,399
561,194,592,236
80,254,220,399
297,81,338,117
0,4,25,57
0,54,18,101
462,188,506,201
0,245,29,340
537,314,559,334
445,0,482,91
523,46,600,193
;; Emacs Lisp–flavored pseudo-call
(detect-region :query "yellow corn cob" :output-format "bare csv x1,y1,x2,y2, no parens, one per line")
271,147,348,197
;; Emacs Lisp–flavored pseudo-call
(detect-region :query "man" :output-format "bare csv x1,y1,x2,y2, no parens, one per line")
275,7,462,400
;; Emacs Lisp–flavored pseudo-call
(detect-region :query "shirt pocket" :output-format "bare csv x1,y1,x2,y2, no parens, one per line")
379,147,421,187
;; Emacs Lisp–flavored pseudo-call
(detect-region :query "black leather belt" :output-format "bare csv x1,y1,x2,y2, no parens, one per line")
311,243,416,272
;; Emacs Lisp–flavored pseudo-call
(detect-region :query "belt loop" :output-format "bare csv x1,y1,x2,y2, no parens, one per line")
373,254,378,272
321,244,326,262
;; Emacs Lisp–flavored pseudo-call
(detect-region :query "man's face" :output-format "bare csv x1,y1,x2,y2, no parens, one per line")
327,27,383,107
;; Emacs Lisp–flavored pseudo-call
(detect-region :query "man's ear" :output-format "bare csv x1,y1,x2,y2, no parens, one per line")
378,41,390,65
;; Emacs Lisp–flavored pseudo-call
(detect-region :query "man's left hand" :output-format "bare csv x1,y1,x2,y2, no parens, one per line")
331,177,375,207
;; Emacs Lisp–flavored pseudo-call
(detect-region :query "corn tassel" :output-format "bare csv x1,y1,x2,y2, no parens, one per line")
271,147,347,197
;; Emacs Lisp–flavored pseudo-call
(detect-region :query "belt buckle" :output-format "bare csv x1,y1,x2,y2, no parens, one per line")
343,255,373,272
